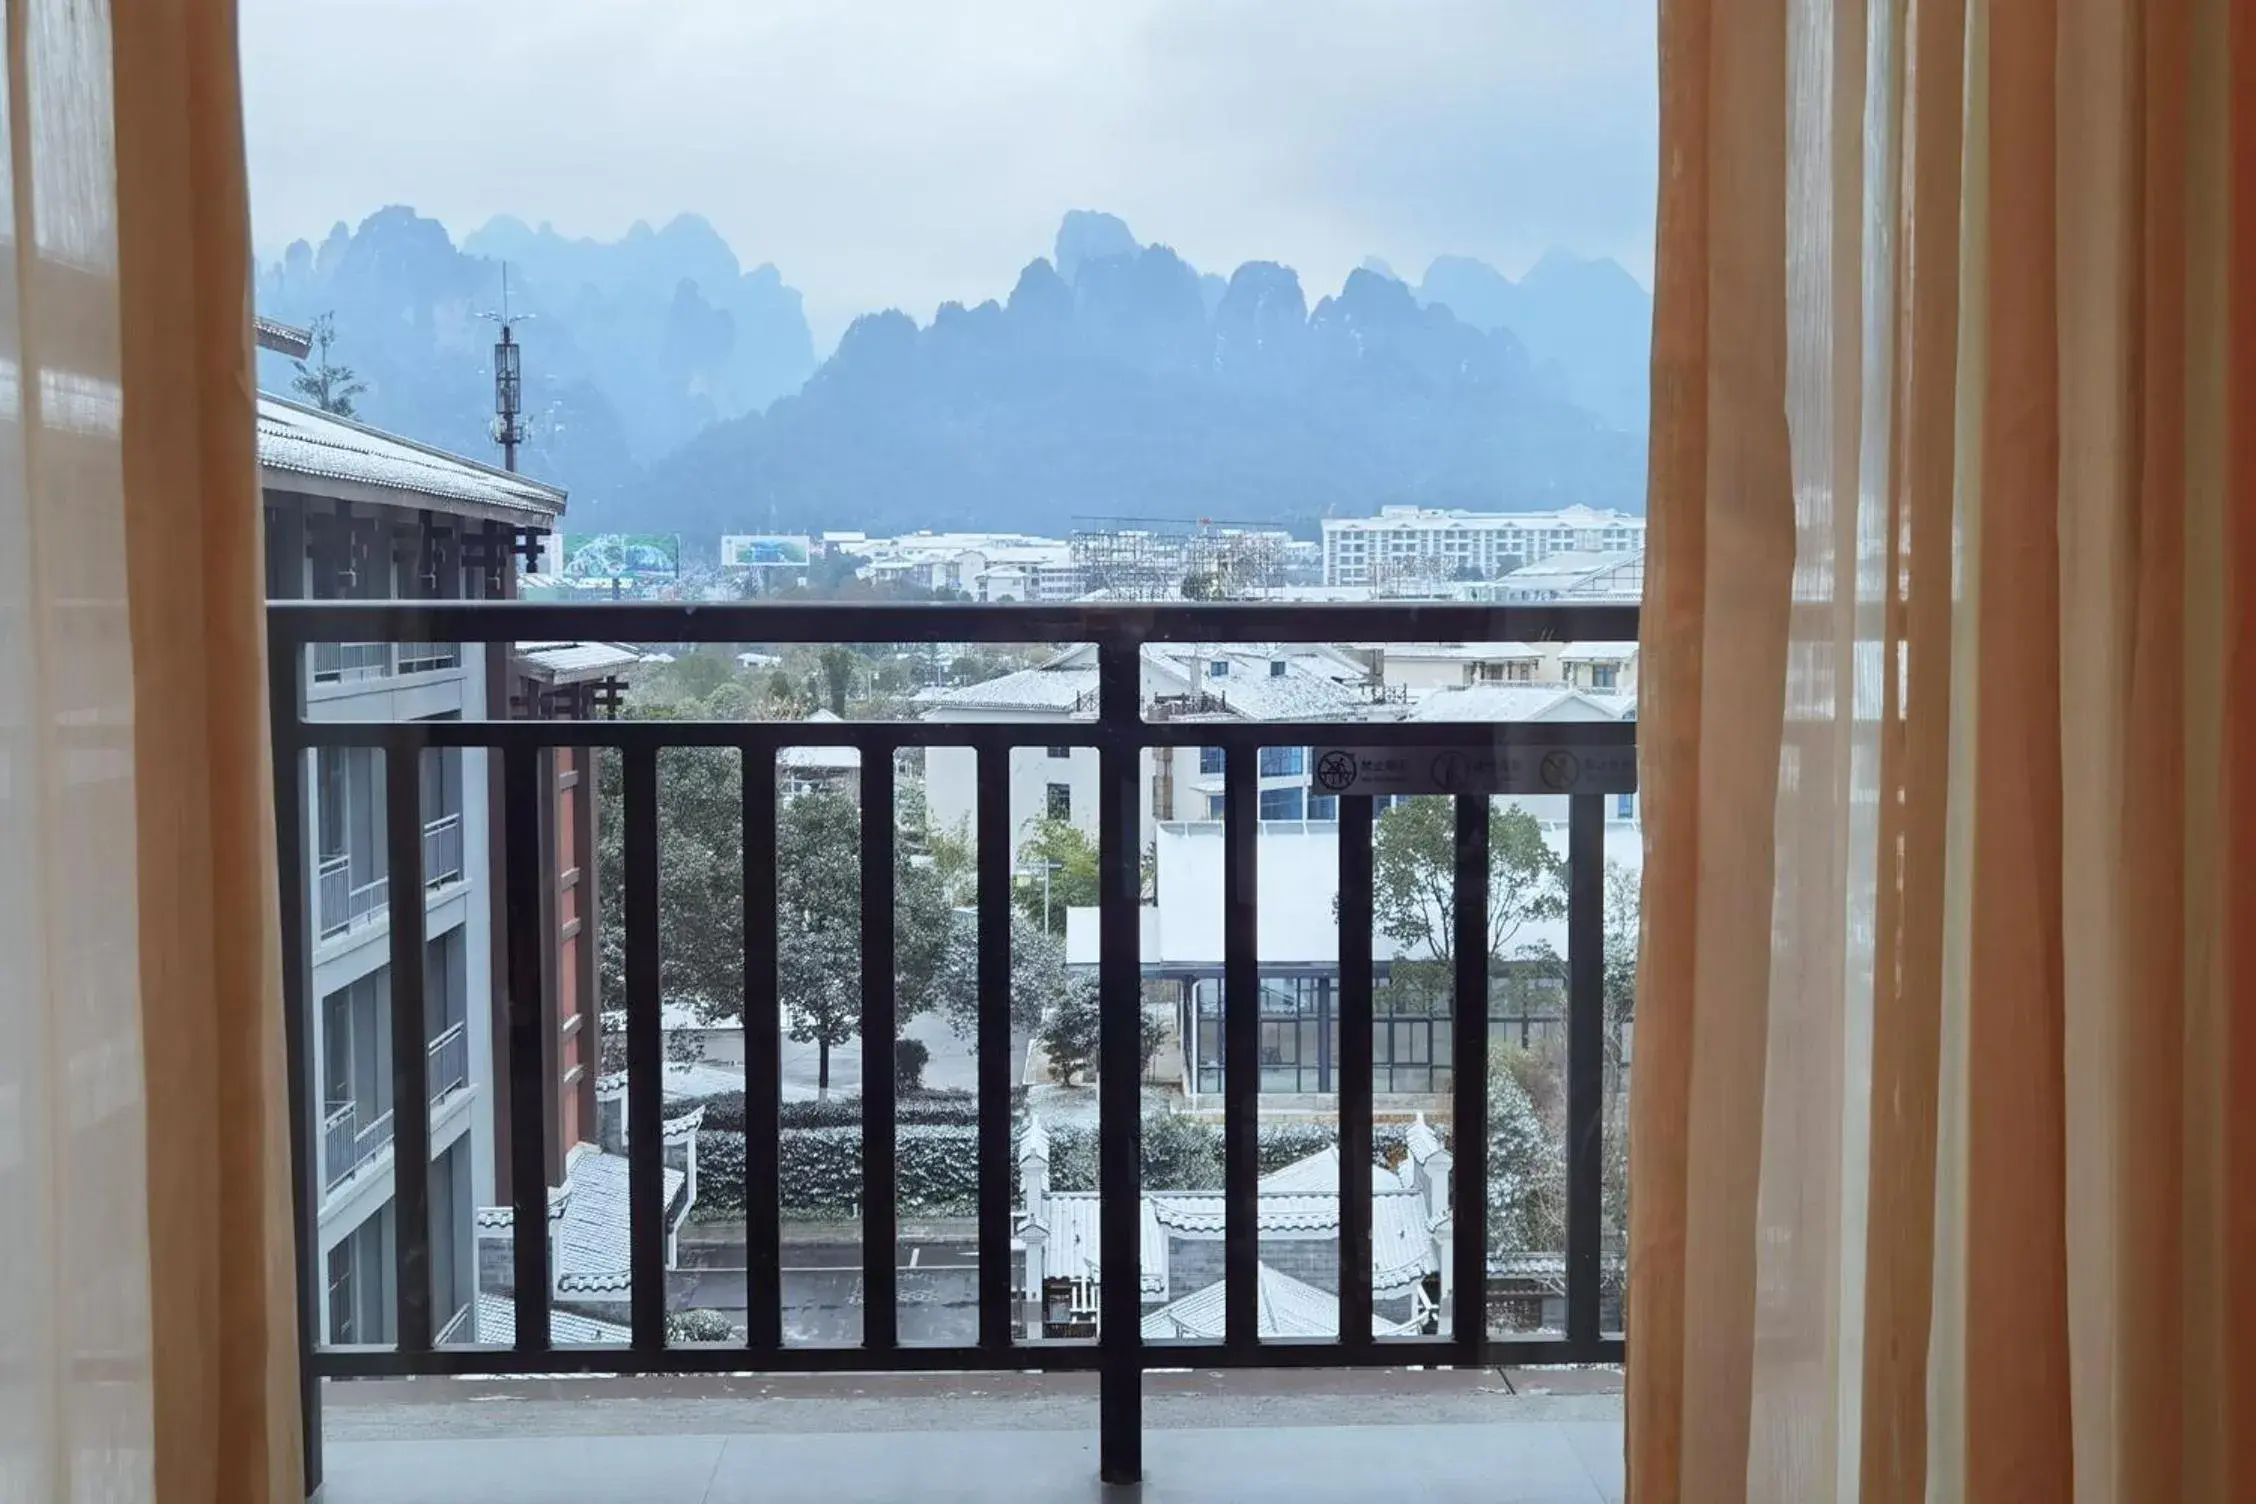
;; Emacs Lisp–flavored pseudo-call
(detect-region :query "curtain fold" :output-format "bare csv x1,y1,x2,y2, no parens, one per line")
1631,0,2254,1498
1,0,300,1498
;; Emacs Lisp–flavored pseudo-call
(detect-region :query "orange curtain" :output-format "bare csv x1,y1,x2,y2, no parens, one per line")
1630,0,2256,1498
0,0,301,1498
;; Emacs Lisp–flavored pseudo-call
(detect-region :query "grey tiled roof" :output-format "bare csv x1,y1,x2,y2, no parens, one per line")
554,1143,687,1295
257,395,565,518
473,1293,631,1346
1141,1265,1419,1341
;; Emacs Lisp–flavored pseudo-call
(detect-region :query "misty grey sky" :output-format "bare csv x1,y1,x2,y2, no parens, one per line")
241,0,1656,351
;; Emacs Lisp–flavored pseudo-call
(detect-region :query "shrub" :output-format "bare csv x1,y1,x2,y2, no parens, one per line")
696,1123,983,1218
1141,1110,1223,1190
665,1308,737,1343
690,1090,981,1135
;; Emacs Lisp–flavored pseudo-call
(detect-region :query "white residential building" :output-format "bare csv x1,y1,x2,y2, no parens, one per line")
1320,505,1645,588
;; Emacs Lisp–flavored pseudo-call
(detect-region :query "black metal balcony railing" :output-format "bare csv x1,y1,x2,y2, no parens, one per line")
268,598,1636,1491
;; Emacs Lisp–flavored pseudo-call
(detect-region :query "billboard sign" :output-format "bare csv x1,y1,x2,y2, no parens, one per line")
559,533,680,580
721,534,813,570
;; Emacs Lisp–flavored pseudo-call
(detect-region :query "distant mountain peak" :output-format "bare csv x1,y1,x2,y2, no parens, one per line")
1054,210,1139,285
1413,249,1650,432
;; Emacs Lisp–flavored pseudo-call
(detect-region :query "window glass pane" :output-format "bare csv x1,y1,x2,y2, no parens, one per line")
1257,746,1304,777
1257,786,1303,820
1198,746,1225,775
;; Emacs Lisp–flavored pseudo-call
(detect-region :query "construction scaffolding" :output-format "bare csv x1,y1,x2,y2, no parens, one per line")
1070,517,1291,600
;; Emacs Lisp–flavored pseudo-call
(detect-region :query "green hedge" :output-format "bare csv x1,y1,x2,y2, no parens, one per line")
692,1089,995,1136
1032,1119,1450,1193
695,1114,1451,1217
698,1124,981,1218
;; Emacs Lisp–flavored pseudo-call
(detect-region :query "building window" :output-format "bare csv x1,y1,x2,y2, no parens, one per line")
1047,783,1072,821
1269,659,1288,678
1308,795,1338,820
1256,746,1305,778
326,1242,356,1345
1591,664,1620,690
1207,659,1229,678
1617,792,1636,820
430,1143,469,1335
1198,746,1226,776
1257,786,1304,820
1046,746,1072,759
1206,793,1226,819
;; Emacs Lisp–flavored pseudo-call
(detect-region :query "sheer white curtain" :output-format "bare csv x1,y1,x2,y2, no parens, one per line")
1630,0,2253,1498
2,1,300,1499
0,0,156,1497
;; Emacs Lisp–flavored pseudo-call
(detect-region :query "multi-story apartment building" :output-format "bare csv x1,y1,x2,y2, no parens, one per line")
1320,504,1645,588
259,386,564,1346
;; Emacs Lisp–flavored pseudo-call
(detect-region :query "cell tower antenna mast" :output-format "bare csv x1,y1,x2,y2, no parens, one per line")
480,264,534,473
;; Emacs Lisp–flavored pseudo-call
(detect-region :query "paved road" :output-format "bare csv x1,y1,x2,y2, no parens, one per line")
671,1239,985,1347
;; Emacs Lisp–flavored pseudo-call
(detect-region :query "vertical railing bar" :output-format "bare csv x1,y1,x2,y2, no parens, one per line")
1222,746,1260,1355
861,745,899,1349
501,745,552,1351
742,747,783,1351
623,745,667,1349
1565,793,1605,1344
268,634,323,1494
384,733,435,1353
1096,637,1143,1486
976,746,1014,1350
1450,795,1490,1360
1336,794,1376,1351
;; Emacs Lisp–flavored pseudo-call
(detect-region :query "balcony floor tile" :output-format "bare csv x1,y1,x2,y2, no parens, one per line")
322,1421,1618,1504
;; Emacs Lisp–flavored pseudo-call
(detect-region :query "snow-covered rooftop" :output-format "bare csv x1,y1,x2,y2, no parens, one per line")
1502,549,1644,584
1141,1265,1419,1341
516,641,642,681
257,394,566,520
918,666,1098,716
1032,1142,1440,1299
552,1142,688,1295
472,1293,630,1347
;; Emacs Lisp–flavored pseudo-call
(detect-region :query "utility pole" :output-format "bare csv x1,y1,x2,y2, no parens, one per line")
482,265,531,473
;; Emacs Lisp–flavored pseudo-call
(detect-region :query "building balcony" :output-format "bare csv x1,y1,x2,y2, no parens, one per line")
311,639,464,685
319,1024,479,1197
314,814,469,941
273,598,1636,1494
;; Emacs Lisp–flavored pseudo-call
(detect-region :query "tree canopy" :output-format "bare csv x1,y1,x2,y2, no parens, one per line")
1367,797,1567,973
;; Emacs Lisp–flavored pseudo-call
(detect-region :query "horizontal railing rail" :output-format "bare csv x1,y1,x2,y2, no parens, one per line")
269,599,1636,1489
